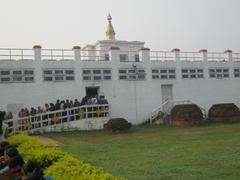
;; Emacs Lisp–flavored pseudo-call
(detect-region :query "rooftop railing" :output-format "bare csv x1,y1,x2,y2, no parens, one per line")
0,48,33,61
0,47,238,62
42,49,74,61
150,51,174,61
81,50,109,61
232,53,240,61
150,51,236,62
179,52,202,61
118,51,140,62
207,52,226,61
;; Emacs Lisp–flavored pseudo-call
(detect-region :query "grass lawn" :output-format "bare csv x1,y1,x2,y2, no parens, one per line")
44,123,240,180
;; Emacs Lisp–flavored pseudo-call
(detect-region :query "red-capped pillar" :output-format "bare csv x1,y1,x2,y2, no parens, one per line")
33,45,42,61
171,48,180,61
139,47,150,62
198,49,208,61
224,49,233,61
72,46,81,61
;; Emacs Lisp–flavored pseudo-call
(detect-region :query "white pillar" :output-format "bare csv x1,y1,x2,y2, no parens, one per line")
33,45,42,61
198,49,208,62
32,45,42,83
224,49,233,62
224,49,233,78
139,47,150,62
109,46,120,82
109,46,120,62
140,48,151,81
171,48,180,61
72,46,81,61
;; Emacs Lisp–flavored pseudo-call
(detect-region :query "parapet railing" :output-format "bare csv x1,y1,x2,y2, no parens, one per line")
3,104,110,133
81,50,109,61
0,48,33,61
118,51,141,62
41,49,74,61
0,48,239,62
207,52,226,61
179,52,202,61
232,53,240,61
150,51,174,61
150,51,240,62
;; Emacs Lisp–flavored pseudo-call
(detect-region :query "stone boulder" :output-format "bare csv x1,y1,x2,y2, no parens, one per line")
104,118,132,132
208,103,240,122
170,104,203,125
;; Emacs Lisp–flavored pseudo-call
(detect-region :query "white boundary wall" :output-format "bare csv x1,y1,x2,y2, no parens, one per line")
0,41,240,125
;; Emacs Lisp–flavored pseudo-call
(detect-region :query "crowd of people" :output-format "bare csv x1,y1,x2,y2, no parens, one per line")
1,95,108,120
0,95,109,132
0,140,52,180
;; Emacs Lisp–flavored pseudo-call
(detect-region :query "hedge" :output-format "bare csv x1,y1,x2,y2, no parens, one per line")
8,132,125,180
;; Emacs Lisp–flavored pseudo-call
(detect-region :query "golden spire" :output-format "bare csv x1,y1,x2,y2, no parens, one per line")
106,13,116,40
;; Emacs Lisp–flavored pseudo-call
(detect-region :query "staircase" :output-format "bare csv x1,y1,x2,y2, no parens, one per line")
149,100,207,124
3,104,110,134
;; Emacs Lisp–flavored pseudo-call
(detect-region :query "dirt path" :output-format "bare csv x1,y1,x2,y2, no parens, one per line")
36,136,59,146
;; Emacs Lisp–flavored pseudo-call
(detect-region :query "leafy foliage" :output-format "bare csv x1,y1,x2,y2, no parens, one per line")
8,132,124,180
45,155,124,180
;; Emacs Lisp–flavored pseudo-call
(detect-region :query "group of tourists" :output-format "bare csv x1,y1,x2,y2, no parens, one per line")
0,140,52,180
1,95,109,121
0,95,109,133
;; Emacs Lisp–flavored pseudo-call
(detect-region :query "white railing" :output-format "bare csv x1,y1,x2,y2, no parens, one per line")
81,50,109,61
232,53,240,61
118,51,140,62
0,48,33,61
3,104,109,133
150,51,174,61
207,52,226,61
0,48,239,62
150,100,170,123
42,49,74,61
150,51,236,62
180,52,202,61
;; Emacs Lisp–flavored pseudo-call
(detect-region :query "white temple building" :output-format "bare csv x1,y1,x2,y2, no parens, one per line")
0,14,240,131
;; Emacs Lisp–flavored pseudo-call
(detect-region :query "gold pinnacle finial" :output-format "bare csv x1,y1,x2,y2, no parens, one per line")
106,13,116,40
107,13,112,21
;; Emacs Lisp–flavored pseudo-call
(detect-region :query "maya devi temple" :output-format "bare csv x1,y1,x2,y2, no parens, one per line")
1,14,240,132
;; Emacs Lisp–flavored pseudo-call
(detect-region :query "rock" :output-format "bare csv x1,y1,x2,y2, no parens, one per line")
104,118,132,132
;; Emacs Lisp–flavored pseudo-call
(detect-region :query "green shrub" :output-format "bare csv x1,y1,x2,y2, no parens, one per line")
8,132,66,168
8,132,125,180
45,155,124,180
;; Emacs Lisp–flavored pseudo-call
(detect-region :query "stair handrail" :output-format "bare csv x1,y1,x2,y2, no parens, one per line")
3,104,110,133
150,99,170,123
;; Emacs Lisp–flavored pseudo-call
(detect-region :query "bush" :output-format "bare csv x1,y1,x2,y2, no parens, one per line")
170,104,203,125
104,118,132,132
208,103,240,122
45,155,124,180
8,132,124,180
8,132,66,169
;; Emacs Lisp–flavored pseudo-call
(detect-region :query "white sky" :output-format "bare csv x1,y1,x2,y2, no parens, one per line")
0,0,239,51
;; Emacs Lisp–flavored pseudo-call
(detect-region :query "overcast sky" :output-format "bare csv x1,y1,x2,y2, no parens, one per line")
0,0,239,52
